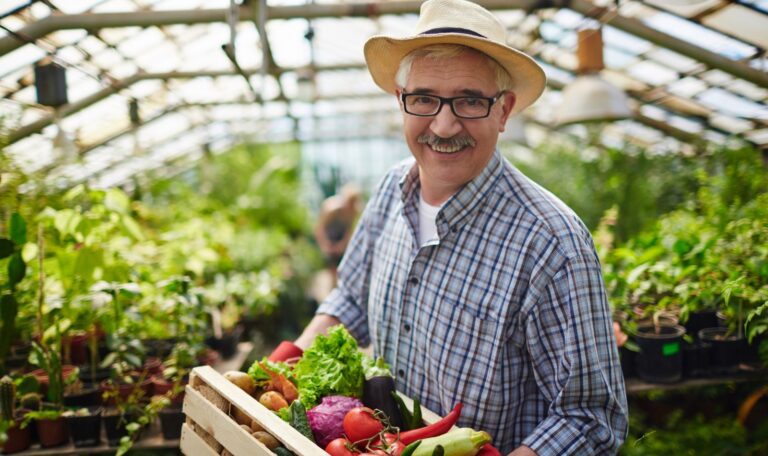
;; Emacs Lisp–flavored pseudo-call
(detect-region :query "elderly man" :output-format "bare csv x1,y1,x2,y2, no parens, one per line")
294,0,628,453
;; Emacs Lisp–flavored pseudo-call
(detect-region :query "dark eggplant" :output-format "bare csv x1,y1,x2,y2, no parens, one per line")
362,375,405,429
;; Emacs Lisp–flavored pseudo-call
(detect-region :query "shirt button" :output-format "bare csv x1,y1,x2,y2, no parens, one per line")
404,323,411,332
409,277,419,285
451,225,458,233
398,369,405,378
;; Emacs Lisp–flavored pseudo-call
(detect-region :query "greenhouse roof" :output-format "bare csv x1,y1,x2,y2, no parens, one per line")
1,0,766,188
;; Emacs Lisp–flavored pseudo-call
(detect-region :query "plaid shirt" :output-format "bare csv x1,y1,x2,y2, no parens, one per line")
317,151,628,454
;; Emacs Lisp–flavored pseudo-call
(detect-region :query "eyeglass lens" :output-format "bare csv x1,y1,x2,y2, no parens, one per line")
404,95,492,118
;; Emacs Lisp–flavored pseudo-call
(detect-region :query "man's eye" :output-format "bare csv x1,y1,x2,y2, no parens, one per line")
412,96,436,105
462,97,483,106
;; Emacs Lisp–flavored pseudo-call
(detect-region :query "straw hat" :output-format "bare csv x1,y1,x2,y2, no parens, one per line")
364,0,546,115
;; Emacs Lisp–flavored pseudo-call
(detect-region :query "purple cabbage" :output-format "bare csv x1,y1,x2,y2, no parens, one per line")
306,395,363,448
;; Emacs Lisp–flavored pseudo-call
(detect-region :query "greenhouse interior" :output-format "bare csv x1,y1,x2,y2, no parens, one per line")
0,0,767,454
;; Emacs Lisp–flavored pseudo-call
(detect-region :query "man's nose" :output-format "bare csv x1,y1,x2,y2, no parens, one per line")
430,102,462,138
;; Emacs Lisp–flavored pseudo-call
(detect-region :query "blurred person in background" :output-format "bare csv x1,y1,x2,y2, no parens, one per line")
290,0,628,453
314,183,363,285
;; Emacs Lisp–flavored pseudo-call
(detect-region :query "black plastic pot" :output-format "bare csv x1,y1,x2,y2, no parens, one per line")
684,310,718,342
65,407,102,447
682,340,711,378
63,384,100,407
158,405,185,440
78,365,112,384
635,324,686,384
619,346,636,379
143,338,176,358
698,327,746,374
206,325,243,359
102,409,138,446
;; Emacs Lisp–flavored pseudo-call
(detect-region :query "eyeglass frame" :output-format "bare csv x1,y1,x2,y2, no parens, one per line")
399,91,506,119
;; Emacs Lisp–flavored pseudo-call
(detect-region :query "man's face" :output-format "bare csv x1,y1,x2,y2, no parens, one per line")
398,50,515,203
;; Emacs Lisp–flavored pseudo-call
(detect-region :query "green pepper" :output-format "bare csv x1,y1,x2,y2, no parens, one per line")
401,440,422,456
391,392,424,430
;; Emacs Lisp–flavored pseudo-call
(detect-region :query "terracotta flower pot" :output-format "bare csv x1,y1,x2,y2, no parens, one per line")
0,414,32,454
29,365,78,396
36,415,69,448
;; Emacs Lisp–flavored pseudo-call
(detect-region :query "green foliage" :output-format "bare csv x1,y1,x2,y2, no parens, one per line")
622,410,768,456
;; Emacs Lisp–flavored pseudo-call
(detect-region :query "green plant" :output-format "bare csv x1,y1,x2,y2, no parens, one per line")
0,376,14,422
28,342,64,407
0,213,28,373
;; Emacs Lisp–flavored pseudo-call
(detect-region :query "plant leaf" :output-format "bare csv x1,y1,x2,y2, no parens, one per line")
0,239,14,259
9,213,26,245
8,252,26,287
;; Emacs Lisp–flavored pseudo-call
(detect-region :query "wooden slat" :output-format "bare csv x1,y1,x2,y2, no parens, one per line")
180,423,220,456
188,365,327,456
184,384,273,456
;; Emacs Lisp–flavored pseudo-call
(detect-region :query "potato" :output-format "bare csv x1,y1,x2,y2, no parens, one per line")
250,419,265,432
258,391,288,411
221,450,233,456
240,424,253,433
231,406,252,426
251,431,280,450
223,371,257,396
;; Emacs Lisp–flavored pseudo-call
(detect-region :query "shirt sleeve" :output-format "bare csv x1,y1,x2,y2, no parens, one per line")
521,246,629,455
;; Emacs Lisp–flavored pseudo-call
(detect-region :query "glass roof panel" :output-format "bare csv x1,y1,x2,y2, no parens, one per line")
702,4,768,49
627,60,679,86
0,44,47,79
642,11,757,60
668,77,709,98
709,113,754,134
697,88,768,119
727,79,768,102
314,18,376,65
268,19,312,68
603,26,653,56
643,0,723,18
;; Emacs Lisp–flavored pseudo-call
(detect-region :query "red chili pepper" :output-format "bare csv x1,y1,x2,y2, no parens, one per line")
398,403,462,445
372,403,463,456
476,443,502,456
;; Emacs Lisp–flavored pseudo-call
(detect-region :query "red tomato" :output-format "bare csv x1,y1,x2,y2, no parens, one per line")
326,438,358,456
343,407,385,444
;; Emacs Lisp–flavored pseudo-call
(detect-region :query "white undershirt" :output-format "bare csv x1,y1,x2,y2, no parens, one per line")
418,192,441,247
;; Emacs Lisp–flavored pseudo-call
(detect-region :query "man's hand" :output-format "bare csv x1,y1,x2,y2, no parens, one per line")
294,313,342,350
508,446,537,456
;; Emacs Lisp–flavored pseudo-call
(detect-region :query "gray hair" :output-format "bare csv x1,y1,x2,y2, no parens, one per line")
394,44,514,92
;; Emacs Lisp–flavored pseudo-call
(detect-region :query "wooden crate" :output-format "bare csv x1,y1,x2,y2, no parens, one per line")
180,365,442,456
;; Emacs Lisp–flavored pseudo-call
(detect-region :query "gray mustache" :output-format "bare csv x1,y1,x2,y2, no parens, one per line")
417,135,476,148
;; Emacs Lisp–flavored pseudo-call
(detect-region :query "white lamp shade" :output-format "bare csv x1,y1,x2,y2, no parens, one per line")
555,74,632,126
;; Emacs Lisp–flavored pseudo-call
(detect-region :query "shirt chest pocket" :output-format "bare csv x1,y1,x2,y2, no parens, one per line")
421,296,505,383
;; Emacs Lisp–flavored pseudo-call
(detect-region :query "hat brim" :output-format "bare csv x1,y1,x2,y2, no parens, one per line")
364,33,546,116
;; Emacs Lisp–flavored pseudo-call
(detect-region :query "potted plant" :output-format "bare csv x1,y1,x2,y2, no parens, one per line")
63,406,102,447
27,342,69,448
0,376,32,454
633,312,687,384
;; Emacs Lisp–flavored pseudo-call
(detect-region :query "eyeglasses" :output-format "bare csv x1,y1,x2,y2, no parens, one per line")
400,92,504,119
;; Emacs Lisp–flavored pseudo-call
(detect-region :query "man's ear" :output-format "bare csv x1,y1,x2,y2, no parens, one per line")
395,89,404,110
498,92,516,132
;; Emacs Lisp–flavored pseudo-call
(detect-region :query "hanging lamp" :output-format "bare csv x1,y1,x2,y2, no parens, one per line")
555,26,631,126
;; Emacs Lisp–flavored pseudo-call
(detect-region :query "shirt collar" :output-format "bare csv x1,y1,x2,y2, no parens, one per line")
398,150,504,230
